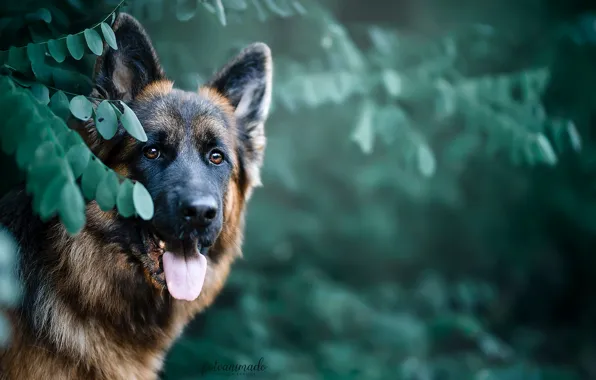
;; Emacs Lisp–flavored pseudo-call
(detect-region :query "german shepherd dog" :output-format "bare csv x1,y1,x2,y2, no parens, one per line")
0,13,272,379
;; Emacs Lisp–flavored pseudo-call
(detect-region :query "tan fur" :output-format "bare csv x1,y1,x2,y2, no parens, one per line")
0,13,271,378
0,179,246,379
137,80,174,101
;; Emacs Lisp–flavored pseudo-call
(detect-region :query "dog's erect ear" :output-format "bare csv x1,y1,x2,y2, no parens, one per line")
93,13,165,101
206,43,273,187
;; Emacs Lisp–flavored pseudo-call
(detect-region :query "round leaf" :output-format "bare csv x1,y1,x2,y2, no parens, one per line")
16,136,43,170
66,144,91,179
100,22,118,50
95,170,119,211
26,43,46,66
69,95,93,121
417,143,436,178
120,101,147,142
48,39,67,63
214,0,227,26
95,100,118,139
133,182,154,220
59,181,86,235
116,179,135,218
81,157,106,200
567,121,582,152
66,34,85,60
39,174,67,221
52,67,93,95
30,83,49,105
25,8,52,23
83,28,103,56
535,134,557,166
3,106,32,155
30,61,53,83
8,47,29,73
50,91,70,121
27,154,60,196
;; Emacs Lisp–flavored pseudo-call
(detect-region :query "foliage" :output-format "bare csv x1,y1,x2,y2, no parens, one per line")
2,0,596,379
0,1,158,235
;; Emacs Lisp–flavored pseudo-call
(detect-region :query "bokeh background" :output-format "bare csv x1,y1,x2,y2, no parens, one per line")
3,0,596,379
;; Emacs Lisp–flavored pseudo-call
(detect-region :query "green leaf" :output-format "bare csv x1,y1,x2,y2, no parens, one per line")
176,0,198,21
59,181,86,235
25,8,52,23
66,34,85,60
27,144,61,196
9,76,34,88
66,144,91,179
535,134,557,166
16,135,43,170
119,101,147,142
291,1,307,15
133,182,154,220
95,101,118,139
95,170,120,211
417,143,436,178
351,100,374,154
48,39,67,63
69,95,93,121
52,67,93,95
83,28,103,56
8,47,29,73
381,69,402,97
100,22,118,50
111,102,123,117
49,91,70,121
39,173,67,221
263,0,292,17
3,106,32,155
116,179,135,218
567,121,582,152
30,83,49,105
214,0,227,26
30,61,53,84
81,157,106,200
26,43,46,66
223,0,248,10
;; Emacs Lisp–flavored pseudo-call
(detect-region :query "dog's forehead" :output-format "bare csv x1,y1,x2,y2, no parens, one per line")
135,86,234,145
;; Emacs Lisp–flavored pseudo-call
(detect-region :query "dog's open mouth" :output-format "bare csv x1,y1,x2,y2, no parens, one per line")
142,235,208,302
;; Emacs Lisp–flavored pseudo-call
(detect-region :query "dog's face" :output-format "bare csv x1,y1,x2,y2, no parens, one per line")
83,14,271,300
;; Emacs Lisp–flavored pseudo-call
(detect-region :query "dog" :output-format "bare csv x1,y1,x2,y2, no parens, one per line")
0,12,272,379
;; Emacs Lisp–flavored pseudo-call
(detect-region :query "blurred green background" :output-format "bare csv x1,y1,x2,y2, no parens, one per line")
4,0,596,378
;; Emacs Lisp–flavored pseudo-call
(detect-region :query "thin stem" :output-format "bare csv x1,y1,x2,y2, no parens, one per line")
44,84,120,104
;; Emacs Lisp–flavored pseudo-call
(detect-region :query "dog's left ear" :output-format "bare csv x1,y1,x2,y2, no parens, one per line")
206,43,273,187
93,13,165,101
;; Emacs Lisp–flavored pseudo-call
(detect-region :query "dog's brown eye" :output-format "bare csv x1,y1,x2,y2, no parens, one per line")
143,146,160,160
209,150,224,165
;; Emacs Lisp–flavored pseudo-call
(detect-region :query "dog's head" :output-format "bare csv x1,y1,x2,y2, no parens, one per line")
82,13,272,301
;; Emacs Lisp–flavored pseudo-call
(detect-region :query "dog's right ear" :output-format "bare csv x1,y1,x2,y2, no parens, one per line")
93,13,165,101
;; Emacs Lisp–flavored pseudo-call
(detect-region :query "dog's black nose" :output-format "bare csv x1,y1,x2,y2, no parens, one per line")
180,197,218,226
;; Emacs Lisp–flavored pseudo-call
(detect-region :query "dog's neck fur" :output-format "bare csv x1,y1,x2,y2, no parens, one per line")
0,184,246,380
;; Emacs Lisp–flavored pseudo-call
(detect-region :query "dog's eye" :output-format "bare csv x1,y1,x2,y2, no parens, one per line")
208,150,224,165
143,146,160,160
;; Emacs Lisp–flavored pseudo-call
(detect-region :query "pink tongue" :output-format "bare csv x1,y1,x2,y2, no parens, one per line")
162,251,207,301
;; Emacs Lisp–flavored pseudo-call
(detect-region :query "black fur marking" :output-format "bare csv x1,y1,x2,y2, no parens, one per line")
95,14,165,101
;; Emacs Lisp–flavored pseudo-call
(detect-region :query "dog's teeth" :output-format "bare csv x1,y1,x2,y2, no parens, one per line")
158,240,166,249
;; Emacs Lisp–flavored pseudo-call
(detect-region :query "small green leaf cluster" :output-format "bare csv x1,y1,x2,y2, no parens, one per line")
0,75,154,235
273,22,581,178
131,0,306,25
0,1,158,237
